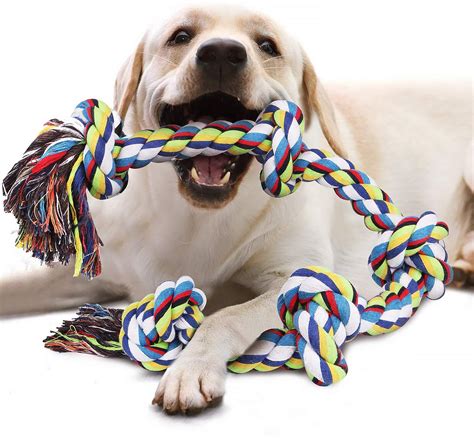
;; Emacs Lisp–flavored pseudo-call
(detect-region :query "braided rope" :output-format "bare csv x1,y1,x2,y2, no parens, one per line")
69,99,303,198
115,259,447,385
5,97,453,385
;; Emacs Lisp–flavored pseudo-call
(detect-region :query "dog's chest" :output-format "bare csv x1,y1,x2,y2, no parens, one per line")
94,198,256,293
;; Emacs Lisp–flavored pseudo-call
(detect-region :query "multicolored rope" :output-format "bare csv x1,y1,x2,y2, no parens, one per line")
45,261,446,386
3,99,306,277
4,97,453,385
119,276,206,371
229,265,431,384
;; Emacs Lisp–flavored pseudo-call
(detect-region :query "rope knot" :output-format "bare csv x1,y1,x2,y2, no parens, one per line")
369,211,452,299
257,100,306,197
119,276,206,371
258,266,360,385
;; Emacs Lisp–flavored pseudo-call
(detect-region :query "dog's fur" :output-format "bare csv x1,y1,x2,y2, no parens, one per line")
1,6,472,415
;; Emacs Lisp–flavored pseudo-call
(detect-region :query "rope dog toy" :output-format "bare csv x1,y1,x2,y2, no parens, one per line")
44,264,444,385
4,98,453,386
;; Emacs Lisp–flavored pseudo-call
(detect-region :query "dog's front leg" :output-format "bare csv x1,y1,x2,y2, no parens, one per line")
153,284,283,414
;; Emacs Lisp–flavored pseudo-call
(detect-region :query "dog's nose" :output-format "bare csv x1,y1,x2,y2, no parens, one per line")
196,38,247,74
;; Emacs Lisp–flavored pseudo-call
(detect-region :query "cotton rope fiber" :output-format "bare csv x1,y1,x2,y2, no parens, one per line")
4,98,452,386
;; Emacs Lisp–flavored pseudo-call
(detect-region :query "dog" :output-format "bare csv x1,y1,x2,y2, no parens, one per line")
1,6,472,415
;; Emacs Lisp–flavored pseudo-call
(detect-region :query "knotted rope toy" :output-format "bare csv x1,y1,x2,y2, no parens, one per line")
4,98,452,386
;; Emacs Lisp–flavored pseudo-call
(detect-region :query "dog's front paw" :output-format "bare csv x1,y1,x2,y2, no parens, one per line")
152,356,226,415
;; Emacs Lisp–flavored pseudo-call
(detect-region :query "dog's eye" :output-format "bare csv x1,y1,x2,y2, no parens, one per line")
258,39,279,57
169,29,193,45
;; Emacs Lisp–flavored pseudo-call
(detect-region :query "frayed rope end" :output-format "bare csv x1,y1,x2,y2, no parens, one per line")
43,303,124,358
2,120,102,278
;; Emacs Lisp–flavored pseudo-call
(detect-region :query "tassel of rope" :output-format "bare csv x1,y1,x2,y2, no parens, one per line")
3,100,304,277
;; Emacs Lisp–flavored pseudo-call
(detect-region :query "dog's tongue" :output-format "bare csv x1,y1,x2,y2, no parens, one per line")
192,155,229,185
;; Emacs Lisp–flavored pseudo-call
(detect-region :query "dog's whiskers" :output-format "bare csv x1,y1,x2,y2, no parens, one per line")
154,55,178,67
262,56,284,64
263,66,286,71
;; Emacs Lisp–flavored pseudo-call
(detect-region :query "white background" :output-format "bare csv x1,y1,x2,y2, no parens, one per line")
0,0,472,437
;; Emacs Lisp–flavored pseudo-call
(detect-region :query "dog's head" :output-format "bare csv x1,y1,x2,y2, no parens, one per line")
115,6,345,208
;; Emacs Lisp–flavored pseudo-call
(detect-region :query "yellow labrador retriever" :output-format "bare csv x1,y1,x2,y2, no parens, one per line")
1,6,472,414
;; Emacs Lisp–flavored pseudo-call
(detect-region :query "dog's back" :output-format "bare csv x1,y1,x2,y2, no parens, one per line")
328,80,473,287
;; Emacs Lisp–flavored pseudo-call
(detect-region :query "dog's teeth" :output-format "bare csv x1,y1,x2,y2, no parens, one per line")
230,163,236,170
191,167,200,181
220,171,230,184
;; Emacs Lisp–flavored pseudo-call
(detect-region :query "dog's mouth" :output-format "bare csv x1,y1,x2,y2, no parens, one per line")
159,91,262,208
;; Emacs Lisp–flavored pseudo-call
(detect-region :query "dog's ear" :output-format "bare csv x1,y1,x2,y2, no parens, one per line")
301,51,347,158
114,38,146,120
